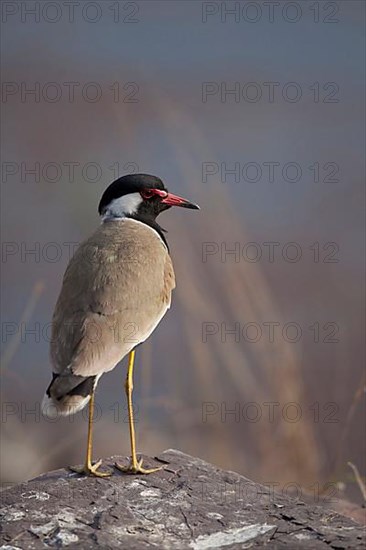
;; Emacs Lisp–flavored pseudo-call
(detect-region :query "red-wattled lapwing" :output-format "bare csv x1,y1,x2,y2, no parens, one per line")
42,174,199,476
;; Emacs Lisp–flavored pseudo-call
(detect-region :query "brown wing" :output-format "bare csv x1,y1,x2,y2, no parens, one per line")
50,219,175,377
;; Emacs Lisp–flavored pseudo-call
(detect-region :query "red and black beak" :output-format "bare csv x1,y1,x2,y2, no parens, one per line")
161,191,200,210
142,188,200,210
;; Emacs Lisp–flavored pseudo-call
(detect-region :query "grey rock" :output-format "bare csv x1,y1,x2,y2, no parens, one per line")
1,450,365,549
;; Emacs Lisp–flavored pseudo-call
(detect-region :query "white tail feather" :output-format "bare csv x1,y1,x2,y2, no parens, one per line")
41,393,91,419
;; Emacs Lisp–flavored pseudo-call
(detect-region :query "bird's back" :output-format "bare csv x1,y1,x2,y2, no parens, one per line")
50,218,176,378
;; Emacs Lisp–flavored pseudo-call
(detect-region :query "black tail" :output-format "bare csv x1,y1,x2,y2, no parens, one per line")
42,373,96,418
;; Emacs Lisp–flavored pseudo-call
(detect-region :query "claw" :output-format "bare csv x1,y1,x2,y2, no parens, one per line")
115,457,164,475
70,459,112,477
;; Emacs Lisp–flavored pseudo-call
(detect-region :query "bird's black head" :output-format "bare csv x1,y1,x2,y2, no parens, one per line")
98,174,199,224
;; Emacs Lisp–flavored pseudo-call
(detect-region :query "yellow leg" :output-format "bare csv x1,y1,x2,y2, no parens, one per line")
115,350,163,474
70,388,111,477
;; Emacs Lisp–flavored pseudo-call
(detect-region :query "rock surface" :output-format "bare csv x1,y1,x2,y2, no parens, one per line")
1,449,365,549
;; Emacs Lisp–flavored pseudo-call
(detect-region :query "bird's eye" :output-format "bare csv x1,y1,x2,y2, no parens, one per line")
141,189,168,200
141,189,154,199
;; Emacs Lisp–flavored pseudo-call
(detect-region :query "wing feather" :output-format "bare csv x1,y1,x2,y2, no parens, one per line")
50,219,175,377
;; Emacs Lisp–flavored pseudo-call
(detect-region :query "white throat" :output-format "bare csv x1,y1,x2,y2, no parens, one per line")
101,192,142,221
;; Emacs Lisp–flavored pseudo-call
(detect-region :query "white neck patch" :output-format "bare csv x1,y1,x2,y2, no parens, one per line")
101,192,143,221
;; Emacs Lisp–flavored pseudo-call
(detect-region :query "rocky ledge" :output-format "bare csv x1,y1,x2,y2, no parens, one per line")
1,449,365,549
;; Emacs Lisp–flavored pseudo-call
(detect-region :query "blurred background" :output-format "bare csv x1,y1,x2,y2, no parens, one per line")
1,0,365,511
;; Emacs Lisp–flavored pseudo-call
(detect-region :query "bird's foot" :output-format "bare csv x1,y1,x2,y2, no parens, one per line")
70,459,112,477
115,457,163,475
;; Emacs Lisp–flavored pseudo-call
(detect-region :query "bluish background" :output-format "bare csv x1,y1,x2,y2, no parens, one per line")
1,0,365,510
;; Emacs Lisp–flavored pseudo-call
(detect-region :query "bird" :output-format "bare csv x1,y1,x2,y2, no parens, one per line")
42,173,199,476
